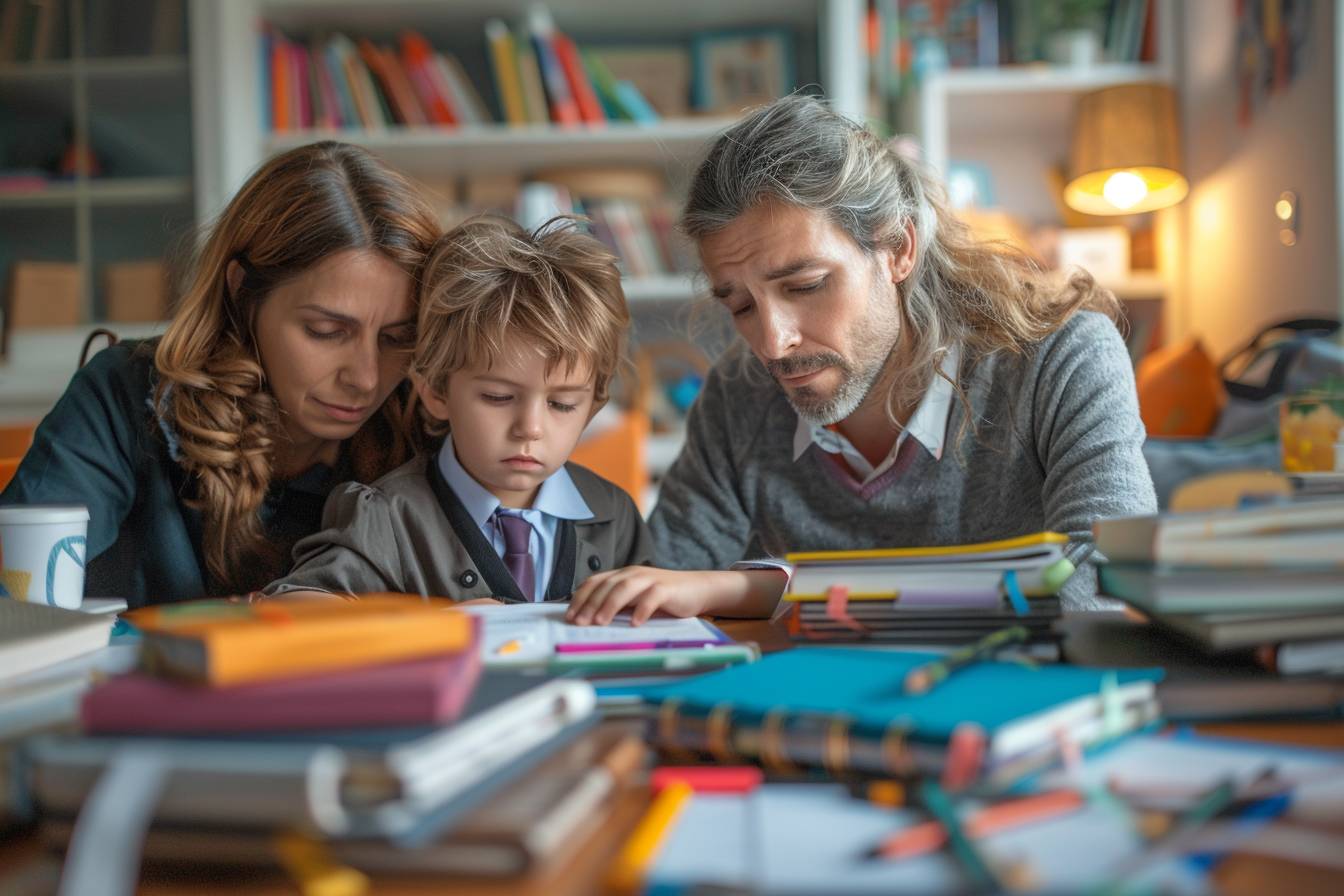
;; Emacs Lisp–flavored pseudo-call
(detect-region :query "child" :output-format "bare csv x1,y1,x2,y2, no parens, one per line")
265,216,653,601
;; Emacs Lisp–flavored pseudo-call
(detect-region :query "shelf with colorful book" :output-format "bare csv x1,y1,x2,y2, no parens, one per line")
264,118,738,177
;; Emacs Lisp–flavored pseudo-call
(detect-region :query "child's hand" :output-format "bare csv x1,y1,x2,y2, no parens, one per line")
566,568,725,626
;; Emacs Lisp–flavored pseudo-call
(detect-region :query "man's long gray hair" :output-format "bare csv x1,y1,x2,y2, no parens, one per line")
682,94,1117,426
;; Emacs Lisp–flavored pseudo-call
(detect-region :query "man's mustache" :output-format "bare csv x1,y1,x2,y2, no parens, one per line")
767,353,846,380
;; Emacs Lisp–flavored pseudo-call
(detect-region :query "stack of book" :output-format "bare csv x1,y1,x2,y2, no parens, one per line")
24,596,634,880
1096,499,1344,675
262,9,661,132
781,533,1077,653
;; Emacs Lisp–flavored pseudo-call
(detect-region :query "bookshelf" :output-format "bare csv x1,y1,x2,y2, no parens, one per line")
0,0,193,328
900,0,1179,352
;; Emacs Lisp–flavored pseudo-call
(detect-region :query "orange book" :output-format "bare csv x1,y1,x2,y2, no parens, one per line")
400,31,457,125
552,31,605,125
128,595,474,686
270,31,291,131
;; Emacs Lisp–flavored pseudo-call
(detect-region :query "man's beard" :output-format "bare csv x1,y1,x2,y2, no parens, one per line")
768,287,902,426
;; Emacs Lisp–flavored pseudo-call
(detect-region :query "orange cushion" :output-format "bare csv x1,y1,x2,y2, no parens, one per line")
1135,337,1225,437
569,410,650,511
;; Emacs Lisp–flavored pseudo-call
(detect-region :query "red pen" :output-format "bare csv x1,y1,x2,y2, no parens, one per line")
554,640,721,654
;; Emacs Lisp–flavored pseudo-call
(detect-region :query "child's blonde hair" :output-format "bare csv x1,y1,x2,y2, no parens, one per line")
411,215,630,435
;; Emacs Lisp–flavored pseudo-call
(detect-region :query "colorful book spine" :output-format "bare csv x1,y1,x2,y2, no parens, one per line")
552,31,605,125
525,8,580,126
400,31,457,126
484,18,528,125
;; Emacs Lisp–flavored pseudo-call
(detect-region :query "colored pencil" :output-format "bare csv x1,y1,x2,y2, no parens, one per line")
867,789,1086,860
903,625,1030,695
605,780,692,895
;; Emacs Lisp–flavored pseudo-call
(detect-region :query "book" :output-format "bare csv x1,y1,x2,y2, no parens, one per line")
465,603,758,677
81,647,482,735
1258,638,1344,676
1093,500,1344,569
785,532,1076,601
552,31,605,125
1100,563,1344,615
0,601,113,686
29,674,597,841
525,6,580,126
1152,606,1344,652
435,52,491,124
126,595,474,686
399,31,456,126
484,18,528,125
54,727,647,876
633,648,1162,786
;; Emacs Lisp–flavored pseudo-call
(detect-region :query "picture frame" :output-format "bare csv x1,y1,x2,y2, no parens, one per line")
690,28,795,114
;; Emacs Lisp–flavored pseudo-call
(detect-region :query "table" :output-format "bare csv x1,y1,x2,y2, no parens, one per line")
1,617,1341,895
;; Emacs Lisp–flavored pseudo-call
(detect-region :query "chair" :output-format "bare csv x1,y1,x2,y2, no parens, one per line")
0,421,36,491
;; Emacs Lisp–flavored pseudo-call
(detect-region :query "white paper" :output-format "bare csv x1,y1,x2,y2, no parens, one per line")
461,603,724,665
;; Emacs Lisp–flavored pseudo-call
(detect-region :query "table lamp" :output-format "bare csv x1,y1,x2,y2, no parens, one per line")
1064,83,1188,215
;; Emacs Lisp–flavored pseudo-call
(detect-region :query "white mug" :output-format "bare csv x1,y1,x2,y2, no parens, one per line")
0,505,90,609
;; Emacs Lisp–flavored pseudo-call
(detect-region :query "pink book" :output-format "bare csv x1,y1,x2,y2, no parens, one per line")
81,648,481,735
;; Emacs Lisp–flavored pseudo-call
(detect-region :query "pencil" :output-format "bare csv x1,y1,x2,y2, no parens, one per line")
916,780,1003,891
903,625,1030,695
866,789,1086,860
605,780,692,895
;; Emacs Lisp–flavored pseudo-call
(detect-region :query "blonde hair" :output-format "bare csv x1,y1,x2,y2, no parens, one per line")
683,94,1119,425
155,141,439,594
411,216,629,436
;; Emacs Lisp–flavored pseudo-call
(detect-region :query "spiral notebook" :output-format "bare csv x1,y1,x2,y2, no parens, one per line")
633,648,1163,787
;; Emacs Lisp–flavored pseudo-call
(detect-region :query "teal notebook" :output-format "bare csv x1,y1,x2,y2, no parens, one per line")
637,648,1164,784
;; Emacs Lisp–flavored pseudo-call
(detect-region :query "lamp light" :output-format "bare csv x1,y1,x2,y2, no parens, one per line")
1064,83,1188,216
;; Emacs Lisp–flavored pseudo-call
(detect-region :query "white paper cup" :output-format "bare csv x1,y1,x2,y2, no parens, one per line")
0,505,90,609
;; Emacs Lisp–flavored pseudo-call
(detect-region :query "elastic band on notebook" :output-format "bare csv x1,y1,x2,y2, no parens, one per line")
760,708,798,775
824,584,867,633
823,716,853,777
1003,570,1029,616
881,721,913,776
1100,671,1125,740
706,702,737,763
941,723,986,792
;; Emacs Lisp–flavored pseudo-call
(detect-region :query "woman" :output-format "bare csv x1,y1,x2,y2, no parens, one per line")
1,142,439,606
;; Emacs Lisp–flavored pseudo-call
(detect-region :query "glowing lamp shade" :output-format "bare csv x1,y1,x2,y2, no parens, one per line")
1064,83,1188,216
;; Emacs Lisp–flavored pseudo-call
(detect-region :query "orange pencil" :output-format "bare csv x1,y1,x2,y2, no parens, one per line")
867,789,1085,860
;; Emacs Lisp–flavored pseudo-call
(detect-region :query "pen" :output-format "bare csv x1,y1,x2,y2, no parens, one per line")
916,780,1004,892
903,625,1030,695
555,640,721,654
866,789,1085,860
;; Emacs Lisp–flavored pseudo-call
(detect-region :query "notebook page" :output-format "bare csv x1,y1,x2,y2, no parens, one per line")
464,603,725,665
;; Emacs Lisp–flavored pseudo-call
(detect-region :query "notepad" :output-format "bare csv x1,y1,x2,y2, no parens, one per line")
462,603,757,675
633,648,1162,786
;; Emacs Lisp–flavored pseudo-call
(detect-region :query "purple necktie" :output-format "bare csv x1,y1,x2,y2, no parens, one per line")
495,512,536,599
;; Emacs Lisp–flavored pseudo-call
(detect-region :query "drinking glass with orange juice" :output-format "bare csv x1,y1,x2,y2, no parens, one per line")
1280,384,1344,472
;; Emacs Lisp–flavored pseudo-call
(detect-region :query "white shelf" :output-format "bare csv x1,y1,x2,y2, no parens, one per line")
930,63,1172,96
623,274,699,304
259,0,822,34
0,178,193,208
265,119,738,175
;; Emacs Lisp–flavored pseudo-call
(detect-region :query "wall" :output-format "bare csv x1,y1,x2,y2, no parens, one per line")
1172,0,1340,355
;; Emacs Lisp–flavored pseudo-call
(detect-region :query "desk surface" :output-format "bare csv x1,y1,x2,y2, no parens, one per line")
1,618,1341,895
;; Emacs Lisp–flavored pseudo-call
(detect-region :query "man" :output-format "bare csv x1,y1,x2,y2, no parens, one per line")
567,95,1156,625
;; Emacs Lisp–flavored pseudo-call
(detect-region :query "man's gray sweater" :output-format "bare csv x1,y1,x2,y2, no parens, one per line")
648,311,1157,609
